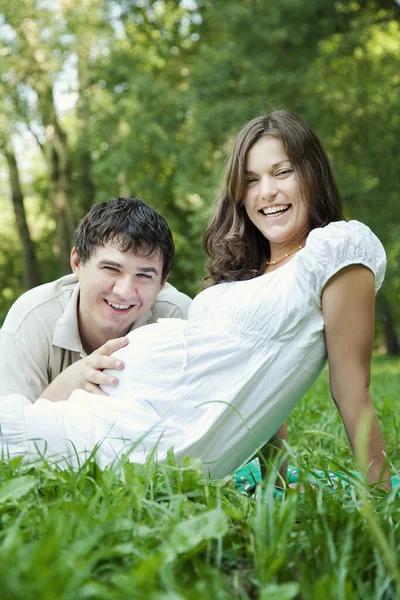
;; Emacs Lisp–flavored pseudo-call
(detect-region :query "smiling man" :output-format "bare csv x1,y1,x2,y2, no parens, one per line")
0,197,191,402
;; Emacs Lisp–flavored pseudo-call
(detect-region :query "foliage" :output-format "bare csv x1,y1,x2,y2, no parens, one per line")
0,0,399,343
0,355,399,598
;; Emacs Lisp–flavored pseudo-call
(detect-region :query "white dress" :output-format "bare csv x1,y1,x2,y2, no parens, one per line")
0,221,386,478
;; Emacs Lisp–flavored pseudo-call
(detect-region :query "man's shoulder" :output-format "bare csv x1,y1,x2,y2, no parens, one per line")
1,274,78,335
152,282,192,318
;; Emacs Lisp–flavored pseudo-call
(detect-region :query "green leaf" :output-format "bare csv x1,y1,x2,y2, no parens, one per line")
164,508,229,562
260,583,300,600
0,475,36,503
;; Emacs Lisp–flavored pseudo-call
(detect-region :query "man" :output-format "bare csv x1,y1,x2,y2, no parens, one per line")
0,196,191,402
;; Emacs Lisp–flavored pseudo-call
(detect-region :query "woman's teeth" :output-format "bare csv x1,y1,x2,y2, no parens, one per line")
261,204,290,217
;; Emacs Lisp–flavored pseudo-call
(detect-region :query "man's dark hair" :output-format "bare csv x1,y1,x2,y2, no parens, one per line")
74,197,174,281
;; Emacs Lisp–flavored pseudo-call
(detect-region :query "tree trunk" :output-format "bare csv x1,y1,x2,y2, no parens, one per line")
4,139,41,290
76,51,96,217
41,88,76,273
382,302,400,356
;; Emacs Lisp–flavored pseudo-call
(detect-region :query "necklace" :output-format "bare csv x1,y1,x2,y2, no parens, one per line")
266,244,304,266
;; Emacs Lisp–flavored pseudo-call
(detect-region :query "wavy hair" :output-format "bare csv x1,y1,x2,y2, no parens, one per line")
203,111,343,285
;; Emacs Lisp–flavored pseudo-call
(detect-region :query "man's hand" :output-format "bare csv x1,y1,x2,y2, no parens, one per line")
40,337,129,402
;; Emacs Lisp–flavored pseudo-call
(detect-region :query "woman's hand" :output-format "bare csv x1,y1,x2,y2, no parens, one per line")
40,337,128,402
322,264,391,489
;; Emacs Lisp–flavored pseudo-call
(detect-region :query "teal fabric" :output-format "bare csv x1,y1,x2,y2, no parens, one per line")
233,459,400,496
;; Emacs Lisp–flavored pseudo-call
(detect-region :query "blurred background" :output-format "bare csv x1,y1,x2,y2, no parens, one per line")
0,0,399,353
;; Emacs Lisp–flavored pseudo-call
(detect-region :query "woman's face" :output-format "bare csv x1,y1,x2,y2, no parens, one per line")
243,135,310,253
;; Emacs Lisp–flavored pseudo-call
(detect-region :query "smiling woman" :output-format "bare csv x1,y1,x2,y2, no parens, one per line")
0,112,392,490
203,111,342,284
243,135,309,268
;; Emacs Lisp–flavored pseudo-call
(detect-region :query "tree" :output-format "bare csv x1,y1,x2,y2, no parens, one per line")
0,132,41,290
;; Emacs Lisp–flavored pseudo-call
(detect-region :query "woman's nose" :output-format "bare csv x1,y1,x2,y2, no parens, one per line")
260,177,278,200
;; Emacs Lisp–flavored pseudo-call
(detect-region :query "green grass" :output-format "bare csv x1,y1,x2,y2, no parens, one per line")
287,355,400,471
1,355,399,599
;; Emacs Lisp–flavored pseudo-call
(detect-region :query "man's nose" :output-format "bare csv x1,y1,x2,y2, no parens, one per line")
113,276,136,299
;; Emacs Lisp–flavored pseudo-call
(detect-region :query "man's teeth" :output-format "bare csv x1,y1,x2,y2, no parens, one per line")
261,204,290,215
107,301,131,310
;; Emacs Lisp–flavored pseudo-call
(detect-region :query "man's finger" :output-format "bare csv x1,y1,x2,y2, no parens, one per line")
88,355,124,371
95,337,129,356
86,367,118,387
83,381,109,396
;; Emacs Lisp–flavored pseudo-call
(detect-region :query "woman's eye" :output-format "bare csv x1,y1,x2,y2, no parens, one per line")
276,169,293,177
246,177,258,185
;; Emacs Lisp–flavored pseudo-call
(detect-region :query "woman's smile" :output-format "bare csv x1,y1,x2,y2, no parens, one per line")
244,136,309,258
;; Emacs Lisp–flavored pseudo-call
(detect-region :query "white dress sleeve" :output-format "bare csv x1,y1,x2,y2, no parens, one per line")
299,220,386,298
0,394,31,458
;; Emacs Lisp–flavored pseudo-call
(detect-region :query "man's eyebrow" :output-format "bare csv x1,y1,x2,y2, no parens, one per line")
98,260,122,268
98,261,159,275
137,266,159,275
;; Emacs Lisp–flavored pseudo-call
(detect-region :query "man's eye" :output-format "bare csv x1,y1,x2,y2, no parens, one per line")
104,266,120,273
137,274,152,279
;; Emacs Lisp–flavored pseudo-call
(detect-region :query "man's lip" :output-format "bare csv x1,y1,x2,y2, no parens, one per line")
104,299,136,312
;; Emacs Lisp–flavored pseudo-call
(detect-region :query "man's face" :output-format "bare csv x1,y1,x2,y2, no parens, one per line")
71,242,166,353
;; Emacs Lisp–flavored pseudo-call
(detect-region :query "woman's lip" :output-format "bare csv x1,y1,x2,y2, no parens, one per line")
259,205,291,219
260,203,291,213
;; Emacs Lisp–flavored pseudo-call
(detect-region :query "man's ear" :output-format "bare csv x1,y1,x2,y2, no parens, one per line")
70,248,81,278
160,274,169,290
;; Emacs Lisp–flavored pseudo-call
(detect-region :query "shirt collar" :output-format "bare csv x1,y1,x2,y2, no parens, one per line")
130,307,152,331
52,281,153,355
53,282,86,356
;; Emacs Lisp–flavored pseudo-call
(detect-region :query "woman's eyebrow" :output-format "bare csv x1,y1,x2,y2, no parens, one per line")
271,160,291,168
245,160,291,174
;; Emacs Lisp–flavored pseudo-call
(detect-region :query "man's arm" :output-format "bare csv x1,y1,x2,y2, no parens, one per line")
322,264,391,489
0,330,51,403
0,320,128,403
40,337,128,402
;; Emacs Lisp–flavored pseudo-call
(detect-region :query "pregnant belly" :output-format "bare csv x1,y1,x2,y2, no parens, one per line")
101,319,188,401
102,317,267,411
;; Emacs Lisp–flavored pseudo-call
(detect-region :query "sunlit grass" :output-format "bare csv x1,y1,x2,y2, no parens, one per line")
0,355,399,599
287,354,400,469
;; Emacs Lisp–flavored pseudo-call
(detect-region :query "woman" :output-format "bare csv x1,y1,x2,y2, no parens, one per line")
1,112,390,487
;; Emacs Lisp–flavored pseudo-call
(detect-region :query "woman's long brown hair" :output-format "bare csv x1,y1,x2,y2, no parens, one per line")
203,111,344,286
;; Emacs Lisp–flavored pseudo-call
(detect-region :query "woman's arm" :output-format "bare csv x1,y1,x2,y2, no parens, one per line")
322,264,391,489
258,422,288,486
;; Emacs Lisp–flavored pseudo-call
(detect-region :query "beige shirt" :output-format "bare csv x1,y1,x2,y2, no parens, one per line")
0,274,192,403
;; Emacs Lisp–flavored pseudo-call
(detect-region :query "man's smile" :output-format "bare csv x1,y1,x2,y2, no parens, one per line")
105,299,136,313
